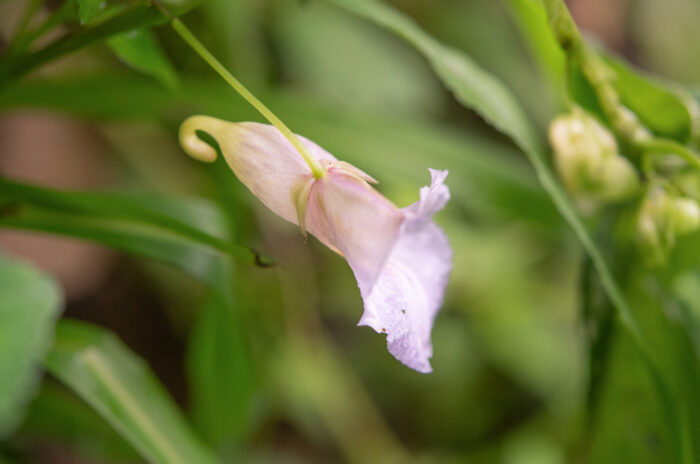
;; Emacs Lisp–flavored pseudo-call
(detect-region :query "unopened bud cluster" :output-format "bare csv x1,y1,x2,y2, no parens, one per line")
549,108,700,265
549,109,639,214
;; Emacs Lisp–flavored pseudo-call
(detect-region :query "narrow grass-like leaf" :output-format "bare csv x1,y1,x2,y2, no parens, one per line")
45,320,218,464
0,179,271,269
186,293,253,450
0,253,62,437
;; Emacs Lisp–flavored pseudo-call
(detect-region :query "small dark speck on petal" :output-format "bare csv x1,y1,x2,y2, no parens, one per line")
381,328,386,333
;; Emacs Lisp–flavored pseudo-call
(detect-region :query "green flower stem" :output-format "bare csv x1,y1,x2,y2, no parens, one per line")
542,0,648,145
640,139,700,172
168,17,326,179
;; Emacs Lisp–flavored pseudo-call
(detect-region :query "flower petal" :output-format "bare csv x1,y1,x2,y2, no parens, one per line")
306,170,405,296
358,170,452,373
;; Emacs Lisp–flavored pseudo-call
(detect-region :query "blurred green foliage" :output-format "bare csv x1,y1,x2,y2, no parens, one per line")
0,0,699,463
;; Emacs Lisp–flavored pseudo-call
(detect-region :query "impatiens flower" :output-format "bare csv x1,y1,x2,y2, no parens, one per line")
180,116,452,373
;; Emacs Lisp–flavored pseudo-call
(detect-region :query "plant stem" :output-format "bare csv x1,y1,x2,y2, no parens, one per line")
639,139,700,171
168,17,326,179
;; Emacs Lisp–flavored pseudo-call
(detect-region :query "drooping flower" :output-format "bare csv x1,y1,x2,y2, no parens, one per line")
180,116,452,373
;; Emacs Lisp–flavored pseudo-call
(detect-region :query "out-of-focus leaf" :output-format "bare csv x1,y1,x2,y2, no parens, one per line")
273,0,443,118
15,382,140,462
579,256,615,429
590,271,700,463
0,182,258,451
504,0,565,90
671,272,700,356
605,55,696,143
0,253,62,437
0,179,271,270
77,0,106,24
45,320,218,464
108,28,180,90
271,335,408,464
0,0,200,84
186,293,253,452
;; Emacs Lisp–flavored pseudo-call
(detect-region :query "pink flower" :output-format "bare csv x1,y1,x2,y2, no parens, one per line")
180,116,452,373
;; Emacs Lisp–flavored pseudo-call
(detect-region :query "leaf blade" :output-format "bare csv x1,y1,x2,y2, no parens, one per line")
0,253,62,437
45,320,218,464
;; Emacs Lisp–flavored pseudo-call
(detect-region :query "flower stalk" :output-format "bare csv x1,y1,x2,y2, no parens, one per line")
159,7,326,178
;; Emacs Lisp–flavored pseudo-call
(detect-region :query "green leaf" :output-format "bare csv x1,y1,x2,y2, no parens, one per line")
0,1,200,84
503,0,566,91
45,320,218,464
605,55,696,143
77,0,106,24
186,294,253,451
0,253,62,437
0,178,272,271
579,256,615,431
108,28,180,89
15,382,140,462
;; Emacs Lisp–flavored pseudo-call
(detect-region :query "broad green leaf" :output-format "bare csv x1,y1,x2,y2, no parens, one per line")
108,28,180,90
77,0,106,24
590,271,700,463
0,179,271,270
0,253,62,437
45,320,218,464
605,55,696,143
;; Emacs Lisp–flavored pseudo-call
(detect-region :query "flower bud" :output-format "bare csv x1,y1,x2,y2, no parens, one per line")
636,186,700,265
672,197,700,235
549,109,640,212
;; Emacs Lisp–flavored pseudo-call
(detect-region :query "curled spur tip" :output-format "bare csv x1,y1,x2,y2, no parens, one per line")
179,115,226,163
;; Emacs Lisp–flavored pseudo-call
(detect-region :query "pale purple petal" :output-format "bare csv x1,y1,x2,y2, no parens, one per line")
358,170,452,373
305,169,405,294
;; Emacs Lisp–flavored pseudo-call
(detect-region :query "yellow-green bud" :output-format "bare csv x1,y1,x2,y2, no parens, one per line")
635,186,700,266
672,197,700,235
549,109,640,213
